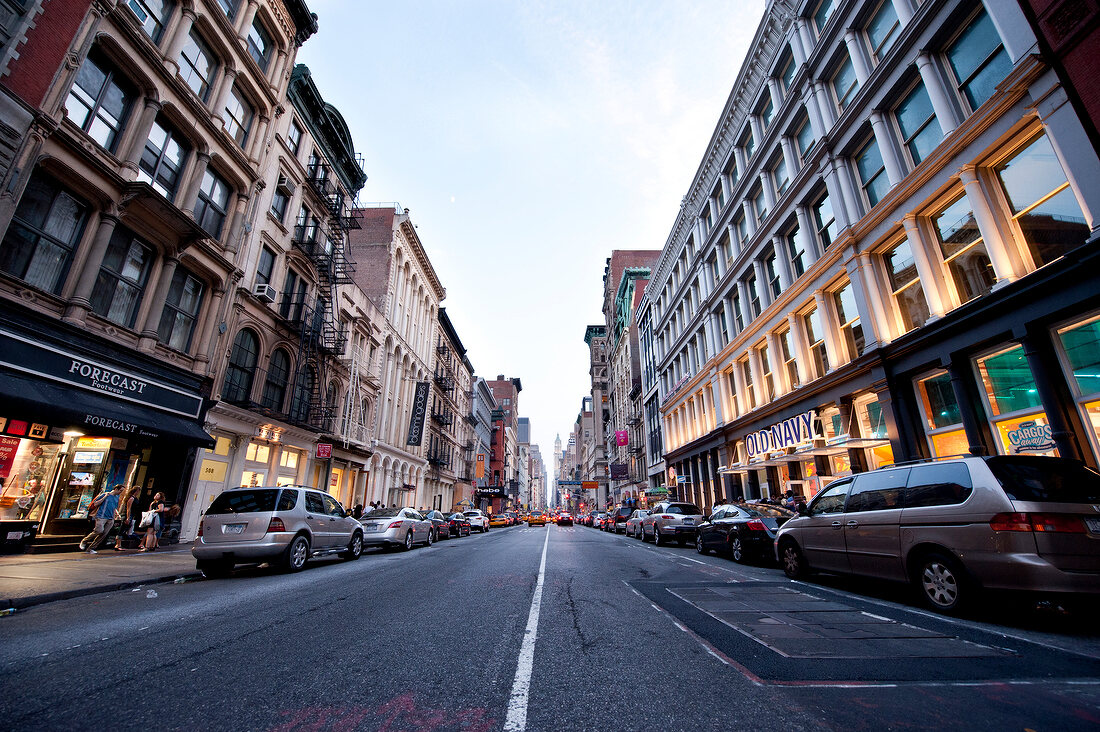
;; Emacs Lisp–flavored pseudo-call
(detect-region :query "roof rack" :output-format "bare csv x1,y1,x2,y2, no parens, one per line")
873,453,980,470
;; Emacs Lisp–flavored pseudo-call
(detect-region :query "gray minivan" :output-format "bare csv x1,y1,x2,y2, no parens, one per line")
774,456,1100,612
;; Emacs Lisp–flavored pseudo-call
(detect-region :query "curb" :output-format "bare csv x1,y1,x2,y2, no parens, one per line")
4,571,204,611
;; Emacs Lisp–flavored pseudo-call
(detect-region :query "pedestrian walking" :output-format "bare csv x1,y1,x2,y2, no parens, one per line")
140,492,168,552
113,485,138,550
79,484,121,553
352,504,363,519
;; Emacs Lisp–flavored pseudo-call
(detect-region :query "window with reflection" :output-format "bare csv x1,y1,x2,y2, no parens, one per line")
759,93,774,130
804,307,828,377
90,227,153,328
764,251,781,300
0,173,87,294
66,50,135,152
831,53,859,112
215,0,238,20
740,127,755,161
856,137,889,208
778,52,795,95
194,168,231,238
741,358,757,410
865,0,900,64
932,194,994,304
247,19,273,71
731,291,744,332
224,86,253,147
261,349,291,410
833,280,864,359
287,119,303,155
916,371,967,456
813,0,834,36
786,224,807,278
796,117,815,162
752,185,768,222
759,343,775,401
995,133,1088,267
126,0,173,43
138,117,189,200
946,8,1011,112
772,154,789,196
747,273,761,318
179,30,216,101
812,192,837,249
224,329,259,404
882,237,928,333
779,327,799,389
157,268,203,351
895,82,941,166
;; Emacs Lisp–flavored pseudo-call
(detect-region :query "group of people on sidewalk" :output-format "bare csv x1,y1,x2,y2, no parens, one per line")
78,485,178,554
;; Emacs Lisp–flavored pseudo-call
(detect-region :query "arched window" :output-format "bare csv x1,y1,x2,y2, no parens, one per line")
289,365,315,423
223,329,259,403
261,348,290,410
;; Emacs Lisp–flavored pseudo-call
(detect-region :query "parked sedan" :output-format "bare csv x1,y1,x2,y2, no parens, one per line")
625,509,650,538
641,502,704,545
695,502,796,562
421,510,451,542
464,509,490,533
360,507,434,550
445,512,471,537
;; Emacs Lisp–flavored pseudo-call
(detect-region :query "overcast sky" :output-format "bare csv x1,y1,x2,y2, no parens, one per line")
298,0,766,495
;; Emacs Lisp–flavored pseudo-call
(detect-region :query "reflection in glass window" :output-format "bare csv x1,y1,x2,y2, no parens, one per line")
918,372,961,430
224,86,253,147
804,307,829,377
786,225,807,278
195,168,231,239
947,9,1011,111
778,53,795,95
90,228,153,328
247,19,272,71
759,94,774,130
796,118,815,160
747,273,761,318
741,358,756,410
895,83,941,166
932,194,995,304
0,174,87,294
179,30,216,101
157,269,203,350
813,192,837,249
865,0,900,64
977,346,1042,416
262,349,291,410
772,155,789,195
882,238,928,332
833,281,864,358
995,133,1089,267
1058,317,1100,396
224,329,259,404
856,137,889,208
752,186,768,222
126,0,172,43
759,343,775,401
66,51,135,152
741,128,755,160
779,328,799,388
832,54,859,112
138,117,189,201
813,0,834,35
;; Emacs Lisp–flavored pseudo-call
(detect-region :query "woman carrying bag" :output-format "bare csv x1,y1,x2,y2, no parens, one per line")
139,492,168,552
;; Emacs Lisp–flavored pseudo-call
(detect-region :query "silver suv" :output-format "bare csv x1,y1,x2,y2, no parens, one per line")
641,501,704,545
193,486,363,577
774,456,1100,613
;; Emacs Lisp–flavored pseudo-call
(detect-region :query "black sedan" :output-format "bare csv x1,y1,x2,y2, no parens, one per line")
695,502,797,563
445,512,472,537
422,510,451,542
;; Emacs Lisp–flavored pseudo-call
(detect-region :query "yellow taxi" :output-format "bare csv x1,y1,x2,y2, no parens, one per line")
488,514,509,528
527,511,548,526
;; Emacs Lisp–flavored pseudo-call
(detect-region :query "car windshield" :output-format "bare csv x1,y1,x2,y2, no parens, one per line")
464,511,481,517
207,489,279,514
365,508,400,518
666,503,702,515
986,456,1100,503
734,502,795,518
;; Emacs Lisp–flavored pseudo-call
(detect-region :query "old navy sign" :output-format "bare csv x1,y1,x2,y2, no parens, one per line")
0,327,202,418
745,410,817,459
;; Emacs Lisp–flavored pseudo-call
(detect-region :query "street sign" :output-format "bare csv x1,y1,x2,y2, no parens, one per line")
582,481,597,491
316,443,332,459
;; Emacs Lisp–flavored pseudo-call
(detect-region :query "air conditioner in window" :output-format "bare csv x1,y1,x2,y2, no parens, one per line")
276,175,295,194
253,283,277,303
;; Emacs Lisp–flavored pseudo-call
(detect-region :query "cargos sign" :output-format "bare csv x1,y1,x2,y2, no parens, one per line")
745,410,817,459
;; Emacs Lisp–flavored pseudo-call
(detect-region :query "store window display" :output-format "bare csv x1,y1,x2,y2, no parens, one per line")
1056,314,1100,460
976,345,1057,456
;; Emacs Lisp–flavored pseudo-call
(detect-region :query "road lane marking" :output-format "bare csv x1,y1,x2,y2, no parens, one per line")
503,520,551,732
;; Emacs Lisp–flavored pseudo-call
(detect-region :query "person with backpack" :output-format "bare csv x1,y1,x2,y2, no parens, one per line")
79,484,121,554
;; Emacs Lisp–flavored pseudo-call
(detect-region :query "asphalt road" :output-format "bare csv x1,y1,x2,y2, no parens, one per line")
3,524,1100,731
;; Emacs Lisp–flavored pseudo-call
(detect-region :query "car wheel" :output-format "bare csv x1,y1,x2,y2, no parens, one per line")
729,536,745,564
404,530,414,551
654,527,664,546
426,529,434,547
695,534,708,555
779,540,806,579
342,532,363,560
482,525,488,533
197,560,233,578
914,551,970,614
284,535,310,572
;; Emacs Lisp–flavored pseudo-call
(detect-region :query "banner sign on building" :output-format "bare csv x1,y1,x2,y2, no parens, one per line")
406,382,430,446
615,430,628,446
582,480,598,491
316,443,332,459
745,410,817,459
610,462,628,479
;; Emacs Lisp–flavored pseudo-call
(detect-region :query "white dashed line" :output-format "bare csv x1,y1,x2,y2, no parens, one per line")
503,521,551,732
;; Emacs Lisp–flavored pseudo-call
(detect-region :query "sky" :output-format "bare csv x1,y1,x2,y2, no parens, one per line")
298,0,766,487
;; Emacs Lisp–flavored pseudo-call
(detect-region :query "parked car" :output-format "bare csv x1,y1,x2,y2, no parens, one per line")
625,509,650,538
608,506,633,533
527,510,548,526
592,512,607,529
421,510,451,542
641,502,704,545
445,512,472,537
774,456,1100,613
695,502,796,562
558,512,573,526
464,509,490,533
489,513,509,528
193,486,363,577
360,507,434,550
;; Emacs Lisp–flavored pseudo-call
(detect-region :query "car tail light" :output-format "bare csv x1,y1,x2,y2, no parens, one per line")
990,512,1086,533
660,515,674,520
267,517,286,533
745,519,767,531
197,521,203,538
388,521,404,529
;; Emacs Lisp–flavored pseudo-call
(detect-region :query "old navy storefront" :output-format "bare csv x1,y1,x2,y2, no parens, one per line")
0,308,212,545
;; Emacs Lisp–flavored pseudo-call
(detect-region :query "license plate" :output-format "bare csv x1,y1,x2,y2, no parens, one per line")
682,519,694,525
6,531,22,540
1086,518,1100,534
364,524,381,533
224,523,247,534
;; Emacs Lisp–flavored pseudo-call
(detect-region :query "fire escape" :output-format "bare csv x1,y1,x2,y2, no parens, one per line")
427,338,457,478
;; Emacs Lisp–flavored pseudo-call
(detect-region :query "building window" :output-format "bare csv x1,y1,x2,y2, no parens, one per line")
256,245,275,286
772,155,789,196
831,53,859,112
813,0,834,36
786,225,807,279
916,371,967,456
90,228,153,328
66,50,135,152
731,291,744,332
280,268,307,322
734,209,749,248
833,280,864,359
215,0,238,20
812,192,837,250
701,205,713,234
712,182,725,211
779,327,799,388
270,187,289,222
895,83,940,166
223,329,259,404
995,133,1089,267
726,156,739,189
795,117,815,162
946,8,1011,112
932,194,995,304
752,185,768,222
1056,316,1100,455
759,343,775,401
865,0,900,64
764,251,782,300
179,30,216,102
882,238,929,333
137,117,189,201
804,307,829,377
287,119,303,155
126,0,172,43
157,268,203,351
741,358,757,410
777,52,795,96
224,86,253,147
747,274,761,318
246,18,273,71
740,127,755,161
717,304,729,345
977,345,1056,457
0,173,87,294
758,93,774,130
194,168,231,239
856,137,889,208
261,349,291,410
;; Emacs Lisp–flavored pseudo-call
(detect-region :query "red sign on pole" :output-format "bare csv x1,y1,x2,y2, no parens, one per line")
316,443,332,459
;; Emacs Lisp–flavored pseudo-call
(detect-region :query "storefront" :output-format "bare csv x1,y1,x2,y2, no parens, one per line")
0,310,212,544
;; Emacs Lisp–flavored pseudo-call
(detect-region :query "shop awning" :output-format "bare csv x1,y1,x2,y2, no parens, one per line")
800,435,891,456
0,371,213,447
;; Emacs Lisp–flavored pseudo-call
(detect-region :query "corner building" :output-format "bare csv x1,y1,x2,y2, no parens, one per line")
649,0,1100,507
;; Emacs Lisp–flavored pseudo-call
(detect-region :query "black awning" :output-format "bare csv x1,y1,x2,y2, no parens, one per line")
0,371,213,447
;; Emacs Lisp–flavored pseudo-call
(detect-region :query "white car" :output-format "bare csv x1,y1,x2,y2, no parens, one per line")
360,507,434,550
463,509,490,533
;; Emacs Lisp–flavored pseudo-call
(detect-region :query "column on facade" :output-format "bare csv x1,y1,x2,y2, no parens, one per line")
813,289,843,371
915,53,962,135
812,80,837,132
191,285,225,374
269,48,290,91
767,77,784,112
1036,83,1100,235
802,84,827,142
223,192,250,253
794,205,823,264
787,312,813,386
789,22,808,66
713,368,731,426
748,346,768,410
248,113,271,163
234,0,260,35
735,279,751,326
210,67,239,123
844,254,888,350
63,211,120,321
730,355,747,417
779,135,801,186
900,214,949,318
162,7,196,76
869,110,908,186
749,116,765,159
759,171,777,216
752,259,769,309
957,165,1024,284
843,30,873,86
765,331,789,395
890,0,916,24
734,146,748,181
979,0,1036,63
796,18,816,63
771,234,795,290
832,155,864,229
118,98,162,179
178,152,211,218
137,254,179,347
819,157,852,231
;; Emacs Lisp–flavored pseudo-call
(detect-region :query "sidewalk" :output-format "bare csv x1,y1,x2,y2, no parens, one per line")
0,542,201,610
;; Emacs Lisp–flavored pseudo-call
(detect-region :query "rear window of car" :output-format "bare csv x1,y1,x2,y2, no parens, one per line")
365,508,400,518
986,456,1100,503
207,489,279,514
464,511,481,517
666,503,701,515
